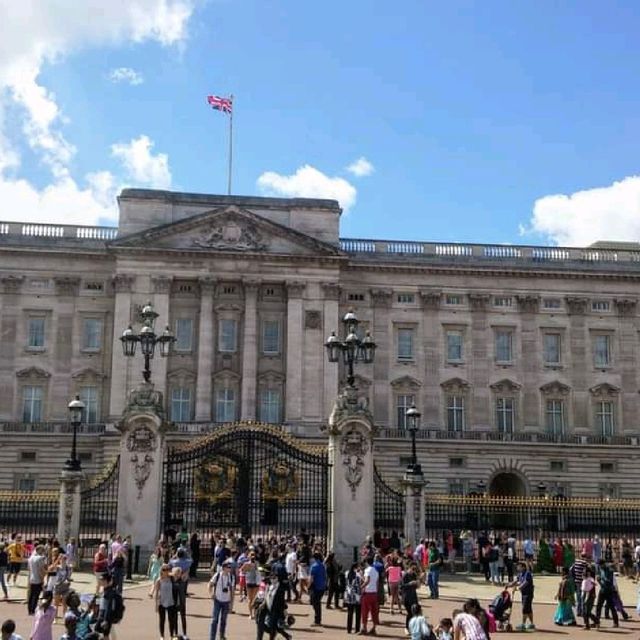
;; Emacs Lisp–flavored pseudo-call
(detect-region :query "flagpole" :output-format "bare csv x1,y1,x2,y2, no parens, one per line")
227,94,234,195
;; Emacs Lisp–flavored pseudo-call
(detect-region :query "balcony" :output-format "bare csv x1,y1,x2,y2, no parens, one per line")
0,422,106,434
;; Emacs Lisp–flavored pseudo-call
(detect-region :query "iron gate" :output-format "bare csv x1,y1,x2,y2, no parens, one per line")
162,423,329,540
79,456,120,546
374,465,405,534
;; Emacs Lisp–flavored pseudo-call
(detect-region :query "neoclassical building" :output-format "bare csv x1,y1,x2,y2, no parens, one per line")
1,188,639,497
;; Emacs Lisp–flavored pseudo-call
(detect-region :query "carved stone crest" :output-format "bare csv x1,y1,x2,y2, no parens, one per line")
261,458,299,503
340,427,369,499
124,383,164,419
192,219,267,251
126,426,158,453
305,310,322,330
195,459,237,502
131,453,154,499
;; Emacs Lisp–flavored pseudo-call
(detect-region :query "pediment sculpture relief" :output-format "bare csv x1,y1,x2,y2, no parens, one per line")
191,218,268,251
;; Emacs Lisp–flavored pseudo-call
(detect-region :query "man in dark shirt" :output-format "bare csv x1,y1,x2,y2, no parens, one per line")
308,552,327,626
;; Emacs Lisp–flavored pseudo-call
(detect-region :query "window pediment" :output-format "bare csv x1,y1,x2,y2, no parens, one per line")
213,370,241,383
489,378,521,393
71,367,107,381
590,382,620,397
258,370,285,386
168,368,196,384
16,366,50,380
440,377,471,393
390,375,421,391
540,380,570,396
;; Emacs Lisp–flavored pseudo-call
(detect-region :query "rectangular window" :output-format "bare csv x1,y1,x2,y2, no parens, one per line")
215,388,236,422
16,476,36,492
447,395,465,432
449,457,465,468
218,319,237,353
449,480,465,496
545,399,565,436
260,390,281,424
347,292,365,302
22,386,43,423
495,330,513,362
175,318,193,351
592,300,610,312
397,328,414,361
496,397,515,433
396,394,415,429
446,330,463,362
82,318,102,351
78,452,93,462
594,334,611,367
20,451,37,462
595,401,614,436
550,460,566,472
397,293,415,304
170,387,192,422
79,386,99,423
27,317,45,348
262,320,281,355
493,297,512,308
600,462,615,473
543,298,562,310
445,294,462,305
543,333,561,364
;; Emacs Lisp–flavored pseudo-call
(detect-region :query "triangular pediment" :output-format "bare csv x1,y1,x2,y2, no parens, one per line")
16,366,50,379
110,206,342,257
489,378,521,393
390,375,422,390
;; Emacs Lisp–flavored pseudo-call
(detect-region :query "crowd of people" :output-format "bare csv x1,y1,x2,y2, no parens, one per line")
2,527,640,639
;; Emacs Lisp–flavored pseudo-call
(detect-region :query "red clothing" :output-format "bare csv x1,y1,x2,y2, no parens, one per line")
361,592,379,628
93,551,108,573
553,543,564,567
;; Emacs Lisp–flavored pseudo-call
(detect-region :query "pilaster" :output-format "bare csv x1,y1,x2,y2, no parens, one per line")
151,276,172,398
241,280,260,420
285,281,306,422
614,298,638,433
402,472,427,546
371,289,392,424
322,283,341,420
195,277,216,420
57,469,84,544
516,295,540,428
566,296,588,429
469,293,490,427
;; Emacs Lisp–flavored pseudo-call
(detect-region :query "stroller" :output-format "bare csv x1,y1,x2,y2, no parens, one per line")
489,590,513,632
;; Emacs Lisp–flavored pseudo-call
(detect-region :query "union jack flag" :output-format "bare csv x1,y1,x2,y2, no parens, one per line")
207,95,233,114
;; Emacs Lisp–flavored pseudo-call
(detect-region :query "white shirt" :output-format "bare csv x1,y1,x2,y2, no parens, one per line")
28,553,46,584
364,565,378,593
285,551,297,574
210,570,233,603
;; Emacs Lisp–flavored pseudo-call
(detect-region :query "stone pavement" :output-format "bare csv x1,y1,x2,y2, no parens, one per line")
2,570,640,639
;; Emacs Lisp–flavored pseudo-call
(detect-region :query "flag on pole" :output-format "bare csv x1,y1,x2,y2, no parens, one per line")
207,94,233,114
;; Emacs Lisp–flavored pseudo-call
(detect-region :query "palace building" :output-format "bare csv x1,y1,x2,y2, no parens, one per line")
1,188,639,498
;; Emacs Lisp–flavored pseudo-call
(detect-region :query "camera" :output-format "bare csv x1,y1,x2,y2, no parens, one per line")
222,587,229,593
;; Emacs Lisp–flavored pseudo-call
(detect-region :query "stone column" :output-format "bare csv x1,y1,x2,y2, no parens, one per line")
566,297,589,431
241,280,259,420
108,274,135,420
321,283,341,420
419,289,441,426
401,472,427,547
327,387,375,566
151,276,172,398
57,469,83,544
116,384,166,562
285,282,306,422
195,278,216,421
615,299,638,434
370,289,392,424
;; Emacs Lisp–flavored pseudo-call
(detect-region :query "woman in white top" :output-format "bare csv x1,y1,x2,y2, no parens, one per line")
148,563,178,639
408,603,432,640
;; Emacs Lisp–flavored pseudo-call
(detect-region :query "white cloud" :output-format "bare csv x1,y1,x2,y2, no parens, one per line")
111,135,171,189
109,67,144,85
346,156,374,178
525,176,640,246
257,164,357,213
0,0,193,225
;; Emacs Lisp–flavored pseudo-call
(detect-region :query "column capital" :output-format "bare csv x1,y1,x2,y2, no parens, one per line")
516,294,540,314
54,276,81,296
113,273,135,293
614,298,637,316
419,288,441,310
286,281,306,298
151,275,172,294
565,296,588,315
468,292,491,311
370,288,392,307
321,282,341,301
198,276,217,295
0,274,24,294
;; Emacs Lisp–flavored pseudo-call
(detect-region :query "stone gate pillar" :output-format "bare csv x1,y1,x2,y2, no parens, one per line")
57,469,83,544
327,386,375,566
116,383,167,561
401,471,427,547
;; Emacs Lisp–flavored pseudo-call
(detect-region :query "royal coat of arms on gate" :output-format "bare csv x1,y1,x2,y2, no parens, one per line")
261,459,299,504
195,459,237,502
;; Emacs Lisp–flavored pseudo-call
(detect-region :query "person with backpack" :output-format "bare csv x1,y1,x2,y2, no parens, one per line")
594,558,619,628
95,572,125,640
344,563,362,634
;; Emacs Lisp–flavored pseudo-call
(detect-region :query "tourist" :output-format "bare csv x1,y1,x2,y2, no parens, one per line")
95,572,123,640
522,536,535,571
58,612,80,640
594,558,619,628
360,556,380,635
570,552,589,616
297,541,311,600
344,563,362,634
65,591,97,639
509,560,535,631
373,552,385,608
308,552,327,626
553,566,576,626
324,552,340,609
401,562,420,631
109,546,126,595
30,590,55,640
65,538,77,574
172,566,189,638
386,555,402,614
51,553,72,621
92,545,108,592
462,534,474,574
581,567,598,630
0,543,9,600
189,531,201,578
27,545,47,616
452,606,487,640
6,535,24,587
284,544,298,602
241,551,260,618
427,541,443,599
0,619,23,640
487,540,500,585
593,536,602,563
147,546,163,582
263,569,291,640
208,559,235,640
408,603,431,640
149,564,178,640
435,617,453,640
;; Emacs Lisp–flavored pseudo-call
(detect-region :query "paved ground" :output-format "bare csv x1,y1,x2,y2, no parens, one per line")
3,570,640,639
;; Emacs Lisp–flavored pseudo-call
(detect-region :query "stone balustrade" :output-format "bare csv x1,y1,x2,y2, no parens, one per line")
0,221,117,240
0,422,106,434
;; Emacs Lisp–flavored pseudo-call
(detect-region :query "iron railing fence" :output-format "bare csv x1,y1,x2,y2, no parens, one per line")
0,491,59,539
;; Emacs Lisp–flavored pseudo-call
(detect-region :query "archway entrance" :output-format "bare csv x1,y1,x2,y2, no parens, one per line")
489,472,526,497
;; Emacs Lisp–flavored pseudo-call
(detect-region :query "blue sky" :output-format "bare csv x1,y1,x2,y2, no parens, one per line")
1,1,640,246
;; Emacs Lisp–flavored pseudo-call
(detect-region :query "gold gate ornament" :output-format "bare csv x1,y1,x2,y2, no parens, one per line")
262,460,299,503
195,460,236,502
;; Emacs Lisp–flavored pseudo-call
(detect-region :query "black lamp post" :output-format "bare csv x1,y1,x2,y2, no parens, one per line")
325,310,376,387
405,404,422,475
537,481,547,498
120,301,176,382
477,479,487,496
65,395,85,471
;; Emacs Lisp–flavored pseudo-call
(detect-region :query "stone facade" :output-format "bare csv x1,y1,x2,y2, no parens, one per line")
1,189,639,498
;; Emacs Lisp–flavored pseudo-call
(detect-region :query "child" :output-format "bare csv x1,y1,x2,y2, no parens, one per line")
31,590,55,640
435,617,453,640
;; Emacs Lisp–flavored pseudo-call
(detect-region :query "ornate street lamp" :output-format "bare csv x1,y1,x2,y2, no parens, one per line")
324,310,376,387
477,479,487,496
65,396,85,471
405,404,422,475
537,481,547,498
120,301,175,383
